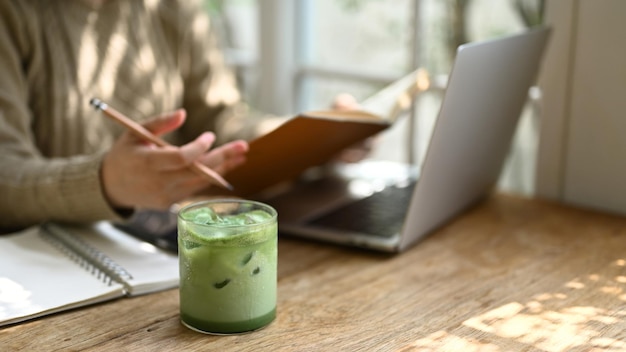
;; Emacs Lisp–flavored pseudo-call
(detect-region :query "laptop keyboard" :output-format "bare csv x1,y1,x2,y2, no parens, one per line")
306,180,416,238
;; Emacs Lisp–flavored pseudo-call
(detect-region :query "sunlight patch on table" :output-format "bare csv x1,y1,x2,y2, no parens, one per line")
401,330,499,351
461,301,622,351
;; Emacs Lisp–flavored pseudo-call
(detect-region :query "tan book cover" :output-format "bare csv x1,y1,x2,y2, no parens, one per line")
224,110,391,197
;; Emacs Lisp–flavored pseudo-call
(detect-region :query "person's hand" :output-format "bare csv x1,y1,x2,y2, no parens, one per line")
100,109,248,210
331,93,360,111
331,93,378,163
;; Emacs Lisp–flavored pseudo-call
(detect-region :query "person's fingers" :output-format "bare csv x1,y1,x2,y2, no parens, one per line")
147,132,216,172
179,132,216,164
332,93,360,111
141,109,187,137
334,137,378,163
140,134,248,176
199,140,249,173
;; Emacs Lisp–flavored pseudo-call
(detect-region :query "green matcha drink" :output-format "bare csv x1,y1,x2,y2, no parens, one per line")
177,199,278,334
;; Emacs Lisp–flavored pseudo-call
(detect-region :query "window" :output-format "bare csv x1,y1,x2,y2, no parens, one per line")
205,0,545,195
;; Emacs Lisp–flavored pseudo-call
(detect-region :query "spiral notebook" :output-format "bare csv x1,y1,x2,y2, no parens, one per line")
0,222,179,327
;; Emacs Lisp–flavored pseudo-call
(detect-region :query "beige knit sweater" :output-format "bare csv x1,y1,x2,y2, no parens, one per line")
0,0,259,231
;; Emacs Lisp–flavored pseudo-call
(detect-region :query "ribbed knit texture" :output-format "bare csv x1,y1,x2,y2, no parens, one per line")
0,0,257,230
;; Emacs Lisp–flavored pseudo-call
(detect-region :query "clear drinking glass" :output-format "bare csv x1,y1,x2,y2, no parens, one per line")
177,199,278,334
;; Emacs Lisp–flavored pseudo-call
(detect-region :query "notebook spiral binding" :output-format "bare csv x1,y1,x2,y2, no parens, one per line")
41,223,134,287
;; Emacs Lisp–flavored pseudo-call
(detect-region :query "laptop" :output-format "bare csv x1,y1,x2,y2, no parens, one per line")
257,26,551,252
115,27,550,254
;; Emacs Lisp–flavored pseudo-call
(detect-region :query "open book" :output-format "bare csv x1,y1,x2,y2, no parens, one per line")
0,222,179,327
224,110,389,196
222,69,430,197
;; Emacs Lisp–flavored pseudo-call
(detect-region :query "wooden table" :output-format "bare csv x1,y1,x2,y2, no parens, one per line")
2,193,626,351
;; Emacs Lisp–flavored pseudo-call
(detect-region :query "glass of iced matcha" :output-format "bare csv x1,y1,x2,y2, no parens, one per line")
177,199,278,334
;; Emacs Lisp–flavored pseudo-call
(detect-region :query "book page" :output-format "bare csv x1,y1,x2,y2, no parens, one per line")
360,68,429,122
0,227,124,327
59,222,179,296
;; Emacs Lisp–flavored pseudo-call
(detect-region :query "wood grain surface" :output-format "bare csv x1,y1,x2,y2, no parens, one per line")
2,193,626,351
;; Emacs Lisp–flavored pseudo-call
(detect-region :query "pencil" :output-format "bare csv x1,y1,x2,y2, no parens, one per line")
90,98,233,191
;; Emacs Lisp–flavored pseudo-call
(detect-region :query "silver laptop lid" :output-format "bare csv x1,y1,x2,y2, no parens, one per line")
398,27,551,251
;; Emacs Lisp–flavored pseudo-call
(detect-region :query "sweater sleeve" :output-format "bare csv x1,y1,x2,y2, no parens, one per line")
0,2,127,231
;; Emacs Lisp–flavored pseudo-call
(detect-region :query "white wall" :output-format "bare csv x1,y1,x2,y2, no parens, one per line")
536,0,626,216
